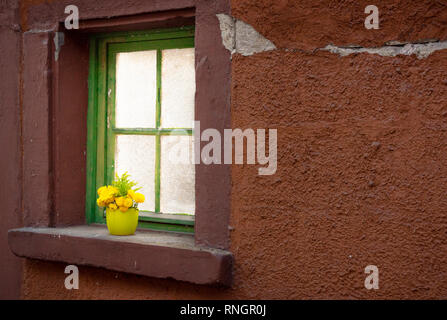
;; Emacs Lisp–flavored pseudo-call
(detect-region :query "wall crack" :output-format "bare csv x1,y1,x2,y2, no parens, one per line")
322,40,447,59
216,14,447,60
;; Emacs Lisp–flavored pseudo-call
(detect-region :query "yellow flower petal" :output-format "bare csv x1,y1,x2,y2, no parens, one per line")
124,197,133,208
127,189,135,200
115,197,124,207
96,198,105,207
134,193,145,203
108,186,119,195
108,203,117,210
97,186,107,196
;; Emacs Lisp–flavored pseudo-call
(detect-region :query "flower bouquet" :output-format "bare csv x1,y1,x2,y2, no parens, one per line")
96,172,145,236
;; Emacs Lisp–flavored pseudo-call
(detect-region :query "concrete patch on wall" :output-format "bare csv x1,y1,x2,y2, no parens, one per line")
216,13,235,53
323,40,447,59
216,13,276,56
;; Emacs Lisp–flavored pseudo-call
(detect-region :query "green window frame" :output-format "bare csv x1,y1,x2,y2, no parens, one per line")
86,27,195,233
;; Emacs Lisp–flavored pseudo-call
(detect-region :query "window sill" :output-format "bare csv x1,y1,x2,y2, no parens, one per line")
8,225,232,286
137,212,195,233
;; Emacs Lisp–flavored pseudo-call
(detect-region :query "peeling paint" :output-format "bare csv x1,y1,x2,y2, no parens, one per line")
216,13,276,56
53,32,64,61
24,29,55,34
322,40,447,59
216,14,235,54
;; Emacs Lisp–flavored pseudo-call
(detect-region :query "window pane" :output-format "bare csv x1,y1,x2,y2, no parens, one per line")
160,135,195,214
115,135,155,212
115,50,157,128
161,48,195,128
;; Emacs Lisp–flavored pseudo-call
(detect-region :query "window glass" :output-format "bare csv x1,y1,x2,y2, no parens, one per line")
161,48,195,128
115,135,156,212
160,135,195,214
116,50,157,128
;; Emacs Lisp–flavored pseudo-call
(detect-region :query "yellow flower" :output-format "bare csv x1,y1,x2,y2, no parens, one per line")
115,196,124,207
97,185,118,205
99,194,113,204
97,186,107,196
123,197,133,208
119,206,128,212
96,198,106,207
108,203,117,210
107,186,119,194
127,189,135,200
134,193,145,203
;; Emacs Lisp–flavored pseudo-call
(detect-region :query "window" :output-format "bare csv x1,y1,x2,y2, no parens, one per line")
86,27,196,233
9,5,232,285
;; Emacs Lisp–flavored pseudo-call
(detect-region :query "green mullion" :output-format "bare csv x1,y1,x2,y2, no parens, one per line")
108,38,194,54
112,128,158,135
155,133,161,213
158,128,193,135
153,49,162,213
93,27,194,44
138,214,194,226
112,128,192,135
137,220,194,233
156,49,161,128
85,37,98,224
93,38,108,224
106,49,117,187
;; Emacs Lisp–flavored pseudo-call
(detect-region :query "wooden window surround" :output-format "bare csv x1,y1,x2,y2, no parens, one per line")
8,3,232,286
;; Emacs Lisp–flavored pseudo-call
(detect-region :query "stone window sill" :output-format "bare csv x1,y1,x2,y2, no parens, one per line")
8,225,232,286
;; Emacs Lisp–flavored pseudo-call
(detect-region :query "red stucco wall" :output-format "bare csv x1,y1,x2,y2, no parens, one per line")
3,0,447,299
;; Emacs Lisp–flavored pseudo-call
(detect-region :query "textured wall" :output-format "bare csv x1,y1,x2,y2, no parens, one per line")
16,0,447,299
231,0,447,50
229,50,447,299
0,0,23,299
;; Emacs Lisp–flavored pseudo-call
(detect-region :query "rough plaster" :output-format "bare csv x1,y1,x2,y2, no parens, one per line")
230,0,447,51
229,47,447,299
216,13,276,56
